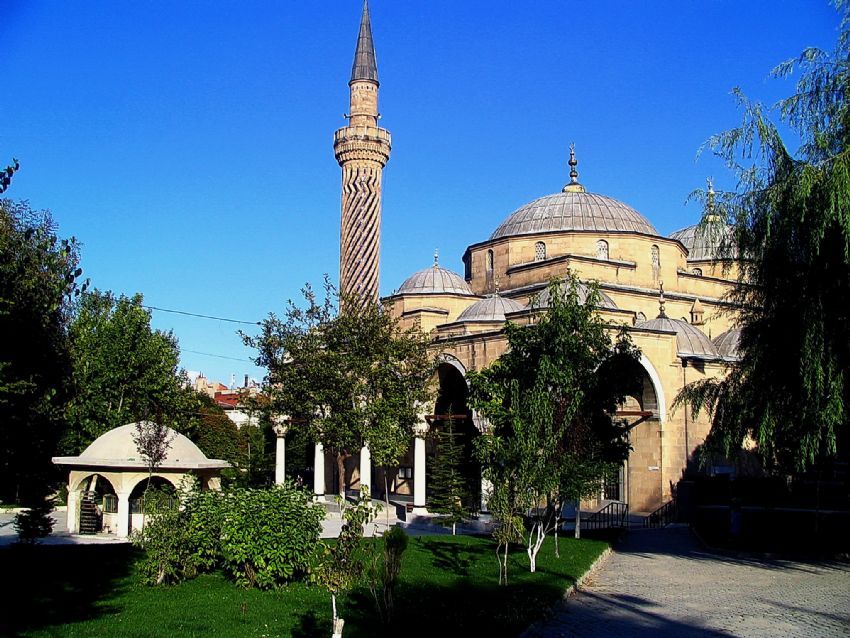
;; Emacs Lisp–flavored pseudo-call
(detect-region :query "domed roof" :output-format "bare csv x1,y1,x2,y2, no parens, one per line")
491,191,658,240
54,422,228,470
531,281,618,310
635,315,719,360
713,328,741,360
457,294,525,322
669,219,735,261
396,264,474,296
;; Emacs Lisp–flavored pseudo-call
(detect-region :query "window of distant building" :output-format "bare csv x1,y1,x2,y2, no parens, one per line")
692,267,703,276
635,311,646,324
534,241,546,262
486,249,494,274
597,239,609,260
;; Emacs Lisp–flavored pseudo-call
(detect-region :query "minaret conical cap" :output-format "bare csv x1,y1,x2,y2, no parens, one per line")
351,0,379,84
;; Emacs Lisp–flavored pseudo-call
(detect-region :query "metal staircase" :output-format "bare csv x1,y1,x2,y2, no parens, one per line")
78,491,101,534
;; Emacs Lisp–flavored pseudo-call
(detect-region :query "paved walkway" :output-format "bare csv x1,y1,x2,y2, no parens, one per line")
524,527,850,638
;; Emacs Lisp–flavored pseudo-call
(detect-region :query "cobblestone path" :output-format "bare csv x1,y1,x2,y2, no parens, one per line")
523,527,850,638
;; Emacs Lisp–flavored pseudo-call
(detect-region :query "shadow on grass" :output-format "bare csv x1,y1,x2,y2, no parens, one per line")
420,536,491,577
0,543,135,637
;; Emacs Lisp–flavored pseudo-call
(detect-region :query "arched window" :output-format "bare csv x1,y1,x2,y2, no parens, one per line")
486,249,494,274
635,311,646,324
596,239,609,260
534,241,546,262
691,267,703,276
651,245,661,281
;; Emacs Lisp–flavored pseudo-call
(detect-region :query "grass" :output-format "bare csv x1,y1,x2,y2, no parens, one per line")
0,533,608,638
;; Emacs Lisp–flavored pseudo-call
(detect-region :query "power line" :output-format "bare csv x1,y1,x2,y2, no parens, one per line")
183,349,254,363
143,304,260,326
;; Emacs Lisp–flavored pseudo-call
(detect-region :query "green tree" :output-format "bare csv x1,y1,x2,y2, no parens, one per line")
677,2,850,473
428,417,468,534
243,278,434,508
64,290,194,452
0,198,84,505
469,276,640,576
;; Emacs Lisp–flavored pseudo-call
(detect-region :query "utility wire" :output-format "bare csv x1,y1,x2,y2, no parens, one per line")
183,349,254,363
143,304,260,326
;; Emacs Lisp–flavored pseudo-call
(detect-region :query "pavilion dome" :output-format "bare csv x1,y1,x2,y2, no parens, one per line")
530,281,618,310
635,315,719,360
396,263,475,296
77,422,219,469
456,294,525,323
669,218,735,261
713,328,742,360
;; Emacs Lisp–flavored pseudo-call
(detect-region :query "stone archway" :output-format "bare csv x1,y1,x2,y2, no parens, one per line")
70,473,119,535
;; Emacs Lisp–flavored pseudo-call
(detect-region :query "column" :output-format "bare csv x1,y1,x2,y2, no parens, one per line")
359,444,371,496
480,474,493,514
67,488,79,534
274,424,287,485
313,442,325,500
413,425,427,513
116,492,131,538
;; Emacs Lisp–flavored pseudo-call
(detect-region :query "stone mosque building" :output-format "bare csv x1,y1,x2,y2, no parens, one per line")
305,1,740,515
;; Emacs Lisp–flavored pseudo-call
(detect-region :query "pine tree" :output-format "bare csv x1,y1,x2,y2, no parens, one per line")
428,417,468,534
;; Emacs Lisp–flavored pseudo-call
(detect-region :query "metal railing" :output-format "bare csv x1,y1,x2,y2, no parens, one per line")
644,499,677,528
584,501,629,531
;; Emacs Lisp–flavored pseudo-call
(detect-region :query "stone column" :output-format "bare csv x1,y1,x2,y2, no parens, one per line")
480,475,493,514
413,421,428,513
359,444,371,496
313,442,325,500
67,488,79,533
274,423,288,486
116,492,131,538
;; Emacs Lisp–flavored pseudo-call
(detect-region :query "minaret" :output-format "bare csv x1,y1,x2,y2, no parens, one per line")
334,0,392,307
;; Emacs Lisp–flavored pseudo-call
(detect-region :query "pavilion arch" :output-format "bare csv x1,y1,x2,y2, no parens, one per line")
70,471,120,495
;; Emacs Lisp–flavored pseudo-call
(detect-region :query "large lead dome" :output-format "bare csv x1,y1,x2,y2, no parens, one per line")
491,191,658,240
489,148,658,240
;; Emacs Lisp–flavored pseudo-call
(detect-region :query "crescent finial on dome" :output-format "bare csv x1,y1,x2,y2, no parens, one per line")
563,143,586,193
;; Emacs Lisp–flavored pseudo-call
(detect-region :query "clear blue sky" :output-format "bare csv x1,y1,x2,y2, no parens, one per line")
2,1,839,384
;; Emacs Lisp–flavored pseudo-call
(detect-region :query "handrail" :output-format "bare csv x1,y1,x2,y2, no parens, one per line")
644,499,677,528
584,501,629,530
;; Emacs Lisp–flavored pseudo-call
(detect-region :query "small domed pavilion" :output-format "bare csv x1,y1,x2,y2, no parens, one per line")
53,422,229,538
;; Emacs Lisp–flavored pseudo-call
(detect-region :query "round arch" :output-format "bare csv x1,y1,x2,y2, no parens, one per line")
436,353,467,381
638,354,667,423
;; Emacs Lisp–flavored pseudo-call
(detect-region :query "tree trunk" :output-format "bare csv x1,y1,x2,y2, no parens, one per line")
331,593,344,638
384,471,391,527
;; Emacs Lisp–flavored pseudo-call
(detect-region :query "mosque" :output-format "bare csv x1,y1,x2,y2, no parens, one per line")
303,1,740,515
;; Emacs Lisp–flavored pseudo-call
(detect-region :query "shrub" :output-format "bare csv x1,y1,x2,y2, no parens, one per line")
13,499,54,544
132,490,199,585
218,484,325,589
367,525,409,623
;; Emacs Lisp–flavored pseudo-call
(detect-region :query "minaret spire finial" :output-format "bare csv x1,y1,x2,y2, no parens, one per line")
351,0,379,84
563,143,586,193
434,248,439,267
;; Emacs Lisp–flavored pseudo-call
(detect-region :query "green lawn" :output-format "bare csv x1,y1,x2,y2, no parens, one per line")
1,534,608,637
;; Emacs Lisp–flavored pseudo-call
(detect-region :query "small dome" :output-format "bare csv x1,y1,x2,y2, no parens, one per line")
635,316,719,359
79,422,211,468
396,264,474,296
491,191,658,240
713,328,741,360
669,219,735,261
530,281,618,310
457,294,525,322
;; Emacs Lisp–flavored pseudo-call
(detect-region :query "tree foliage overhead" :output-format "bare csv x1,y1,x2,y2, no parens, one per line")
469,276,641,576
64,290,196,453
243,277,435,496
0,198,84,504
678,2,850,472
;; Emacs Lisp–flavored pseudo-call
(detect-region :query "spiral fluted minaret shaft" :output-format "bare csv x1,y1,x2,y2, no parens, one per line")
335,0,391,308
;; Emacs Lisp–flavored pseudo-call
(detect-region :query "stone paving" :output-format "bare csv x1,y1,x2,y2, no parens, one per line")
524,527,850,638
